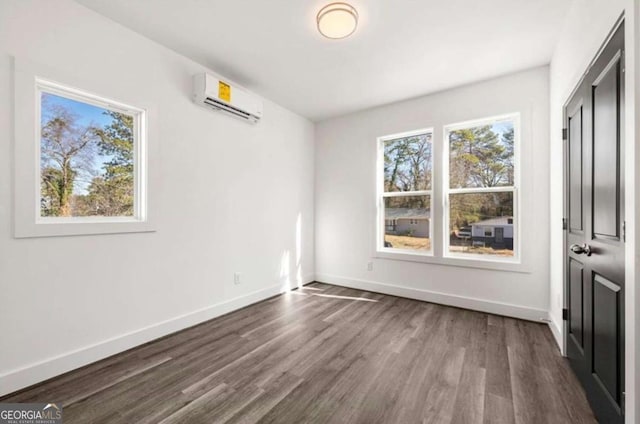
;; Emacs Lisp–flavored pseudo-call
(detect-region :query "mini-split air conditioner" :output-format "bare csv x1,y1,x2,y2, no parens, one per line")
193,73,263,123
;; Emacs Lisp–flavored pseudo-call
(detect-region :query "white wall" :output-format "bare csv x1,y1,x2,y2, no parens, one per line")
315,67,550,321
548,0,637,420
0,0,315,396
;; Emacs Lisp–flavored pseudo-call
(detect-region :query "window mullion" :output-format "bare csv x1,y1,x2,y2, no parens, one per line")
382,190,432,198
447,186,515,195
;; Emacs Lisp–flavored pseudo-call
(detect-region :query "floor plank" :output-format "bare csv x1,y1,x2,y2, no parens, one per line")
1,283,597,424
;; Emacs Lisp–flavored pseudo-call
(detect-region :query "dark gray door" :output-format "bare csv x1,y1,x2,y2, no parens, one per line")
564,22,625,424
495,227,504,243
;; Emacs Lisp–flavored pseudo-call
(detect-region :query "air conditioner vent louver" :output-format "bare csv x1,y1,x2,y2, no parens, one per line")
204,98,252,119
193,73,263,123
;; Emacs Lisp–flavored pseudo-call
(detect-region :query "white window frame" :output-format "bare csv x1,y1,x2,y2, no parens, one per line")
14,58,156,238
443,113,521,263
375,128,434,257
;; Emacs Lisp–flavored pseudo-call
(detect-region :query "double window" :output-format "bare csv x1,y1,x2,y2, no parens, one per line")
377,114,519,263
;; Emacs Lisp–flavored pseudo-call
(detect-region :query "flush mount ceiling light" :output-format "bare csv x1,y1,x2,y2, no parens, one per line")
317,3,359,39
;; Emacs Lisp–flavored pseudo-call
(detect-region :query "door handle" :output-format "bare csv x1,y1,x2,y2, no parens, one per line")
570,243,592,256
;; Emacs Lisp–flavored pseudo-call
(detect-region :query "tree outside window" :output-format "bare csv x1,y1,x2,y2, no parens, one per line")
39,91,138,218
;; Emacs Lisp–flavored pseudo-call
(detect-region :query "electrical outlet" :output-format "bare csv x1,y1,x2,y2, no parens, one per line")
234,272,242,285
367,262,373,271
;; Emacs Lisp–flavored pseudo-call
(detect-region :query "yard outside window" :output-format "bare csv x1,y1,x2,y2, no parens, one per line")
378,130,433,254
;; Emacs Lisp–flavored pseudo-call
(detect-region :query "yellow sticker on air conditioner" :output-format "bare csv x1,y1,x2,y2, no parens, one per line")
218,81,231,102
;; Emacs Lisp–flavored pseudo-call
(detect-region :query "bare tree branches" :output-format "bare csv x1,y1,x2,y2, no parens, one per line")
40,94,134,217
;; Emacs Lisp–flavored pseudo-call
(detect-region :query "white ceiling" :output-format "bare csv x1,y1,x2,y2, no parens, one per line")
76,0,573,121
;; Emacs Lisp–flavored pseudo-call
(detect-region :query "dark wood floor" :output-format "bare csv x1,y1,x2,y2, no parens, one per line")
2,283,596,423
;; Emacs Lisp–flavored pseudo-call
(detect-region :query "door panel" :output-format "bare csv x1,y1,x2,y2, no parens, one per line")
592,59,621,239
569,106,583,232
592,273,622,403
569,259,584,350
564,21,625,424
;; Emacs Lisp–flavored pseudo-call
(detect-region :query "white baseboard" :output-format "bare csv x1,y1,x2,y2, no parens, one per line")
315,273,548,322
0,276,313,397
548,314,564,354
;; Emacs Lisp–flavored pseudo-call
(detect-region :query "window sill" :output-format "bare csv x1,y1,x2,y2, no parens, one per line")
15,219,155,238
373,249,529,273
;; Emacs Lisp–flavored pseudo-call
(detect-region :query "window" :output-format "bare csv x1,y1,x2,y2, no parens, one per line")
38,81,144,220
13,59,153,238
445,114,518,259
375,114,519,266
378,129,433,254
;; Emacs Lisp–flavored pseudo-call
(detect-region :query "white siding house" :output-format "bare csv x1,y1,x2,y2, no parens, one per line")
471,216,514,249
385,208,430,238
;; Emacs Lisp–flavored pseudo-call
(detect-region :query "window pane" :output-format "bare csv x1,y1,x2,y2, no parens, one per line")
448,192,514,257
40,92,135,217
383,132,432,192
449,119,514,189
384,195,431,252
